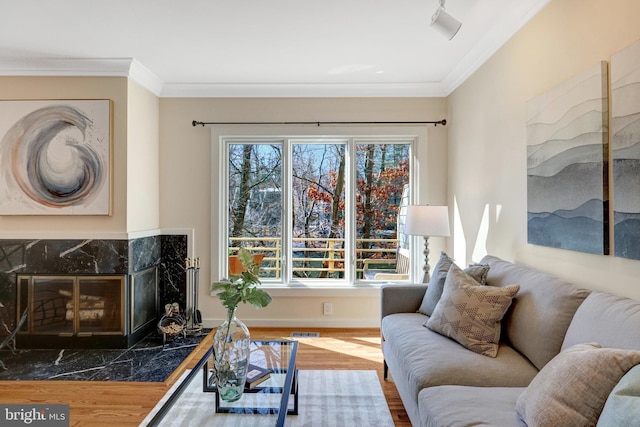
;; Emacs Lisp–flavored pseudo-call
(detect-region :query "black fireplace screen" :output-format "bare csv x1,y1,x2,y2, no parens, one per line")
17,275,125,336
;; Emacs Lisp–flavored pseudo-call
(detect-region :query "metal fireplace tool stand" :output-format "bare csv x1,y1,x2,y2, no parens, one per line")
184,257,203,335
157,257,204,344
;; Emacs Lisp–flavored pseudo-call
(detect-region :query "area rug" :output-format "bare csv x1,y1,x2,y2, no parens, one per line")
141,369,394,426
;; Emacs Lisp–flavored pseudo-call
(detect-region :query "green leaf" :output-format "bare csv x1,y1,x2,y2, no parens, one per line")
247,289,272,308
238,248,254,268
240,271,259,286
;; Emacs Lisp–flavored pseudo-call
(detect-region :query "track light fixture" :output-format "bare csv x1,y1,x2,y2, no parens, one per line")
430,0,462,40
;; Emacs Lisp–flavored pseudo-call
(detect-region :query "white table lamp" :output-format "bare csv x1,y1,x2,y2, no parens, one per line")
404,205,451,282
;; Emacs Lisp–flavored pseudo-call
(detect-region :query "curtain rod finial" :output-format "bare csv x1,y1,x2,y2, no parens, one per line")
192,120,205,127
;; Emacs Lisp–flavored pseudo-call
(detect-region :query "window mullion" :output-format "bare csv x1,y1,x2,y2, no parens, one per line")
345,137,356,284
283,138,293,285
218,138,230,279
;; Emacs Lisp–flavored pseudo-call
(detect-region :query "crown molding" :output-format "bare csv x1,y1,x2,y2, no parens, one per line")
160,82,446,98
0,57,445,97
0,57,132,76
127,59,164,96
0,57,163,96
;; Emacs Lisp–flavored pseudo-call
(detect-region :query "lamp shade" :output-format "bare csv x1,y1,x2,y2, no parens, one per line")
404,205,451,237
431,7,462,40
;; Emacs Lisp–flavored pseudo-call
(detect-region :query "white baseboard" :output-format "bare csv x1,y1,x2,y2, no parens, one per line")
201,317,380,329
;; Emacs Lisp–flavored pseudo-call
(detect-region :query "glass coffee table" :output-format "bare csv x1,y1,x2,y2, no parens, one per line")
146,339,298,427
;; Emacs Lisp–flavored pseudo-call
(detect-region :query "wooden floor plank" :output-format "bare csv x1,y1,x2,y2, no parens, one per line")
0,328,410,426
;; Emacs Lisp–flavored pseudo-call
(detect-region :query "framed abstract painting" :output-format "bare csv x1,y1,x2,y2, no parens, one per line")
611,40,640,260
0,99,111,215
526,62,609,255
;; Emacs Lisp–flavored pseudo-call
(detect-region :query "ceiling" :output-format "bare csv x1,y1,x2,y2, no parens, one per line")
0,0,549,97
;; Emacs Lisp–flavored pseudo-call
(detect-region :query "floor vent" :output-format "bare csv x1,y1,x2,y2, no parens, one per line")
290,332,320,338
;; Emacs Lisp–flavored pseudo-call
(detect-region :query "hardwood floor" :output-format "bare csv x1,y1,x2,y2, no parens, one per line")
0,328,411,427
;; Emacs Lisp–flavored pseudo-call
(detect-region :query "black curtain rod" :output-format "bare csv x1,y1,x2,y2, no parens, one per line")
192,119,446,127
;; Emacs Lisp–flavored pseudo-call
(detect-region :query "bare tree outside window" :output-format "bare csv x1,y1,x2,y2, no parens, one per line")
293,143,346,279
228,143,282,278
356,143,410,275
226,138,411,283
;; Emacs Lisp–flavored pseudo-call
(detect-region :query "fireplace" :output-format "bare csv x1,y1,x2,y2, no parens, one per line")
0,235,188,349
16,269,157,348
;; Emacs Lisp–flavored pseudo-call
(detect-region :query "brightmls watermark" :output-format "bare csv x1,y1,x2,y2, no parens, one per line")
0,405,69,426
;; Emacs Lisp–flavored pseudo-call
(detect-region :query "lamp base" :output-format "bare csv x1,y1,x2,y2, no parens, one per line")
422,236,431,283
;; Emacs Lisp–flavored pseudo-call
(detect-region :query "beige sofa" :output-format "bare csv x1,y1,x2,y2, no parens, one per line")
380,255,640,426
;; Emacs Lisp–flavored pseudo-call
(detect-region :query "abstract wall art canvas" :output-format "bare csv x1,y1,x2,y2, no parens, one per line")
526,62,609,255
0,100,111,215
612,40,640,260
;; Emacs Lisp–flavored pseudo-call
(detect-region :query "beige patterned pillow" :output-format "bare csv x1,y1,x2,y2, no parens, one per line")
425,263,519,357
516,343,640,427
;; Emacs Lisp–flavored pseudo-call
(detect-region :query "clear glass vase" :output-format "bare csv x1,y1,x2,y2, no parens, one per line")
213,308,251,402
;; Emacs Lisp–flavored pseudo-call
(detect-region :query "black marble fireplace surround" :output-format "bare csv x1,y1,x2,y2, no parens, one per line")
0,234,188,349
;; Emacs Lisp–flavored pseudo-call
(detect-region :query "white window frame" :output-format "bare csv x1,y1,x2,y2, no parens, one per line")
211,126,428,289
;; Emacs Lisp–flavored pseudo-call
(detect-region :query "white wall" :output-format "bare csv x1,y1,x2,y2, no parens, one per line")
448,0,640,301
159,98,448,326
126,79,160,232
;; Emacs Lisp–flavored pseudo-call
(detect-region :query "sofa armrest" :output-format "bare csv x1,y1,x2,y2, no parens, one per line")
380,284,427,319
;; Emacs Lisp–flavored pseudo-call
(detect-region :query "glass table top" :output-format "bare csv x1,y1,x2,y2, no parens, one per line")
146,339,298,427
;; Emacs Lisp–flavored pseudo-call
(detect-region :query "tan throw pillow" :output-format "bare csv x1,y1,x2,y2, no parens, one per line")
516,343,640,427
425,263,519,357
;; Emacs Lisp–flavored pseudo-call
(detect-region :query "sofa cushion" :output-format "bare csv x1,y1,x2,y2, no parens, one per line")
480,255,591,370
516,343,640,427
381,312,539,403
418,251,454,316
419,385,526,427
597,364,640,427
426,263,519,357
562,291,640,351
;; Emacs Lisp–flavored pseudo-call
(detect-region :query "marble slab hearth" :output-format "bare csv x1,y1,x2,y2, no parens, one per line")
0,329,211,382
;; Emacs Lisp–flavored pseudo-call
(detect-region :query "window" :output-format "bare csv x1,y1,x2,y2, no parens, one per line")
220,134,416,286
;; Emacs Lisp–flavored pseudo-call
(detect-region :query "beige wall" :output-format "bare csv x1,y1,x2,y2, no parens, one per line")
0,77,129,235
126,79,160,232
448,0,640,301
159,98,448,326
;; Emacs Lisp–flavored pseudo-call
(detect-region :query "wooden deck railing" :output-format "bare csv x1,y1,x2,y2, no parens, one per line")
228,237,399,279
